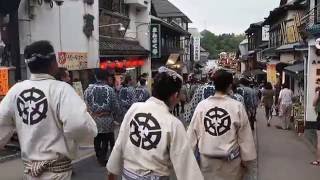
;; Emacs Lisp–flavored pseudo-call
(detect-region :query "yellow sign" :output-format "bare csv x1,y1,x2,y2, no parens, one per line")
0,68,9,96
287,26,297,43
58,52,88,70
267,64,277,85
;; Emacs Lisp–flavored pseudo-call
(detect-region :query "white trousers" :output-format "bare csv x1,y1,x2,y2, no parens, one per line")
23,171,72,180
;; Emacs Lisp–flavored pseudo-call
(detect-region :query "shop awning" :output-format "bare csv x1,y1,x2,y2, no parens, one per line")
284,63,304,76
99,37,149,57
243,69,266,77
166,53,180,65
276,42,301,52
267,60,288,72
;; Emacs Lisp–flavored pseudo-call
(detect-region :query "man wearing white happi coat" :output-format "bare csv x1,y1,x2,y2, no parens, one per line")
107,67,203,180
187,70,257,180
0,41,97,180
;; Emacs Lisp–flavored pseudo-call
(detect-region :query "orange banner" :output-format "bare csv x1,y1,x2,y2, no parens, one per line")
267,64,277,85
0,68,9,96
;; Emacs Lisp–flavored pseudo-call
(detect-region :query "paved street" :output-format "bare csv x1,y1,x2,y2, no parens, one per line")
256,108,320,180
2,108,320,180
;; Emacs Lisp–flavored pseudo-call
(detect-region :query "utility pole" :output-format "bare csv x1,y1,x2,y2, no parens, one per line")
8,11,21,81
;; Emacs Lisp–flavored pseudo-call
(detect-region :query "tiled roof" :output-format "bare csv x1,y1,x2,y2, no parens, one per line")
99,37,148,56
151,16,190,35
152,0,192,23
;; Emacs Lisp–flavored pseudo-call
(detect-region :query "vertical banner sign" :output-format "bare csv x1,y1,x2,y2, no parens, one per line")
194,36,201,62
262,25,270,41
150,24,161,58
267,64,277,85
0,68,9,96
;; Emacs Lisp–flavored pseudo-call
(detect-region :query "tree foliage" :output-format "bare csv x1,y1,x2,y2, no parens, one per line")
201,30,245,59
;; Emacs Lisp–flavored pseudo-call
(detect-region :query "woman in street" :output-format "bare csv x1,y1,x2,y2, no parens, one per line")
277,83,293,130
311,88,320,166
106,67,203,180
261,82,275,127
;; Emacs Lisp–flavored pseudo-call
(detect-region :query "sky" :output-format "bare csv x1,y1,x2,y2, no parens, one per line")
168,0,280,34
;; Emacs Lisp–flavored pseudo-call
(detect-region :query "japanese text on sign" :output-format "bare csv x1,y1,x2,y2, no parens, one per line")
0,68,9,96
194,37,201,62
58,52,88,71
150,24,161,58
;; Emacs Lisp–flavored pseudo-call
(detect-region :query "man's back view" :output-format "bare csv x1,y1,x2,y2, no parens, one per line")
0,41,97,180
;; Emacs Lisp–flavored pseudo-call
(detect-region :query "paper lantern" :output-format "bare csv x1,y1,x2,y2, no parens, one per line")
132,60,138,67
138,60,145,66
116,61,124,68
109,62,116,69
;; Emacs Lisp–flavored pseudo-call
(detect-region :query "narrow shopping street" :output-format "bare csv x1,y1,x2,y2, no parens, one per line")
1,108,320,179
256,108,320,180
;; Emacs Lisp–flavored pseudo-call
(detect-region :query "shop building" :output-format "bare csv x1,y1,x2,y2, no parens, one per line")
150,0,192,76
244,21,269,82
299,0,320,128
262,0,307,94
99,0,150,86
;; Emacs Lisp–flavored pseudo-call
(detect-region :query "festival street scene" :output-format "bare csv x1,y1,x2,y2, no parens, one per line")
1,0,320,180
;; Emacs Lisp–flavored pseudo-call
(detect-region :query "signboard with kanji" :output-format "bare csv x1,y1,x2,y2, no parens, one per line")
58,52,88,71
194,36,201,62
0,67,9,96
150,24,161,58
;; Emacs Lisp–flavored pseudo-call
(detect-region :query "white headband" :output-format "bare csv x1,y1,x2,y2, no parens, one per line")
25,52,55,64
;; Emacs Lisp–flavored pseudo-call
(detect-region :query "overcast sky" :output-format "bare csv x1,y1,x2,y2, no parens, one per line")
168,0,280,34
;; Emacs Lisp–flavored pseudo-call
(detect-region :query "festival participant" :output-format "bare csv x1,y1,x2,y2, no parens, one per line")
184,70,215,122
135,73,150,102
84,69,121,166
119,74,137,116
54,67,71,84
187,69,256,180
0,41,97,179
238,78,259,130
106,67,203,180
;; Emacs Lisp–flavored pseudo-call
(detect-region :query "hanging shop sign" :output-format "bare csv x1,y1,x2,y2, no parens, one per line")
194,36,201,62
150,24,161,58
262,25,270,41
0,67,9,96
267,64,277,85
58,52,88,71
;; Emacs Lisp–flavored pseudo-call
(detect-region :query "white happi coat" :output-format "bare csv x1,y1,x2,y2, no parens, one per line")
187,94,256,180
107,97,203,180
0,74,97,162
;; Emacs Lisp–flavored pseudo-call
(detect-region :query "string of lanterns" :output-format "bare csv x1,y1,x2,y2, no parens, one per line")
100,59,145,69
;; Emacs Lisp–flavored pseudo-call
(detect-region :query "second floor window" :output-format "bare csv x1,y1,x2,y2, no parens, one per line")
99,0,128,16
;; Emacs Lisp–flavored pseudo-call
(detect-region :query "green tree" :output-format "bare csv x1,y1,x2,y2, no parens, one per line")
201,30,245,59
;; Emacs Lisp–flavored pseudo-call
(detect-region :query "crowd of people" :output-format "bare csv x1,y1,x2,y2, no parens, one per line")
0,40,301,180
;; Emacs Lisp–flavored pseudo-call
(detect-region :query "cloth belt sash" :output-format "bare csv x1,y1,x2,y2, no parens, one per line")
122,168,169,180
204,145,240,161
23,158,72,177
